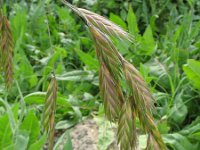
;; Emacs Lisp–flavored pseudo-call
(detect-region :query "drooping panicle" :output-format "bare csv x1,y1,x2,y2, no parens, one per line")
63,2,167,150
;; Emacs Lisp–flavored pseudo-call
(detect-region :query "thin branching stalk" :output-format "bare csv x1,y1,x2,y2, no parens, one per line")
0,10,14,89
42,74,57,150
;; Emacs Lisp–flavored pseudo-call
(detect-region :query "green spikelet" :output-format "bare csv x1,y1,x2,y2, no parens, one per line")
62,0,133,41
42,74,57,150
117,100,137,150
99,62,123,121
123,61,166,150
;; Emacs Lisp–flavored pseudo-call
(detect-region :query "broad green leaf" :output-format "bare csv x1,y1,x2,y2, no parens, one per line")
20,111,40,147
14,130,29,150
180,117,200,140
54,131,72,150
0,103,19,149
163,133,198,150
109,13,127,30
140,25,156,55
183,59,200,90
55,120,77,130
169,92,188,125
29,135,47,150
0,114,13,149
24,92,72,109
76,49,99,70
127,6,138,35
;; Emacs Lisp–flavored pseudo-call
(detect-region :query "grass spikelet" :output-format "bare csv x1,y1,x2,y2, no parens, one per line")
62,0,133,41
89,25,123,81
123,60,153,110
42,74,57,150
0,12,14,89
117,100,137,150
99,62,123,121
123,61,166,150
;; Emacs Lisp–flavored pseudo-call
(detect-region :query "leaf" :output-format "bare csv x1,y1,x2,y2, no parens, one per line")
55,120,77,130
180,117,200,140
127,6,139,35
0,103,19,149
54,131,73,150
24,92,72,109
109,13,127,30
163,133,199,150
169,92,188,125
183,59,200,90
0,113,13,149
19,111,40,147
140,25,156,55
14,130,29,150
29,135,47,150
76,49,99,70
56,70,94,82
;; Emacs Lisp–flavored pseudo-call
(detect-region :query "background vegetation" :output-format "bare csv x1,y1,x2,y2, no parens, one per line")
0,0,200,149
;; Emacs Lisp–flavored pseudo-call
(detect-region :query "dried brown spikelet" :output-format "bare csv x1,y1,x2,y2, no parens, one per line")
42,75,57,150
117,100,137,150
99,62,123,121
0,14,14,89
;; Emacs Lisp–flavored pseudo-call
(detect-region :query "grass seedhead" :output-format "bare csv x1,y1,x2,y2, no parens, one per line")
99,62,124,121
117,100,137,150
123,61,166,149
89,25,123,81
62,0,133,42
63,2,167,150
42,74,57,150
0,11,14,89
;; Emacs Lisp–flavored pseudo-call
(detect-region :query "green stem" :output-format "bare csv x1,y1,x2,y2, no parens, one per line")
15,80,26,124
